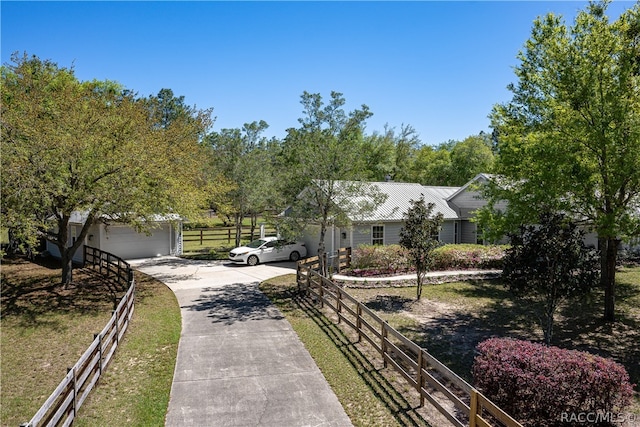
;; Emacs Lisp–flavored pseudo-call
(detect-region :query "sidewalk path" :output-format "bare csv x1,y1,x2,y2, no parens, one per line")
129,257,353,427
333,269,502,283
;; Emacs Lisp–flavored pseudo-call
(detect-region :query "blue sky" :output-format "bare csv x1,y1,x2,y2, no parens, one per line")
2,1,635,146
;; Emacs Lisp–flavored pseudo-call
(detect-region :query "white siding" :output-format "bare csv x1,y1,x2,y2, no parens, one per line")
45,222,101,264
100,224,171,260
301,224,341,257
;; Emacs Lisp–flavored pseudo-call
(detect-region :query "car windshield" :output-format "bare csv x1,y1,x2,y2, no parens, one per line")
246,239,268,249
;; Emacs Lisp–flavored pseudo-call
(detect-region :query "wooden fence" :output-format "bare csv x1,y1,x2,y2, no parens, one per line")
183,225,277,246
295,247,351,281
84,246,133,291
20,247,135,427
296,253,523,427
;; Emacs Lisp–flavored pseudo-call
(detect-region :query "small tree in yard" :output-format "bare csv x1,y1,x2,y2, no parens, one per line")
503,212,600,344
399,195,443,300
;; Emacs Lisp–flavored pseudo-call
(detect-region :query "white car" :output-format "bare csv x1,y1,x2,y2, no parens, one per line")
228,236,307,266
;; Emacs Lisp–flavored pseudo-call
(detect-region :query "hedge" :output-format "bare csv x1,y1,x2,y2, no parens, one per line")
473,338,634,427
348,244,506,276
431,244,506,270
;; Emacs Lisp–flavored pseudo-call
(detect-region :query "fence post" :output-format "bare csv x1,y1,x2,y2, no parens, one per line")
469,389,478,427
69,366,77,419
114,308,119,344
382,321,388,368
95,333,103,376
337,288,342,324
418,350,424,407
346,247,351,269
356,304,362,343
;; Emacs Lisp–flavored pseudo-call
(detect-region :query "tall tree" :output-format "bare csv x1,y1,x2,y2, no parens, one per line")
483,1,640,321
449,134,495,185
1,53,218,284
409,145,453,186
281,91,386,274
206,120,279,246
399,195,444,300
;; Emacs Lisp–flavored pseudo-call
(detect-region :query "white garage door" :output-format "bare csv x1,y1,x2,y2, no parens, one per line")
101,224,171,260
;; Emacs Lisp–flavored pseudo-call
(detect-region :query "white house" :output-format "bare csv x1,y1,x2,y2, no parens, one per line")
299,177,492,257
46,212,183,263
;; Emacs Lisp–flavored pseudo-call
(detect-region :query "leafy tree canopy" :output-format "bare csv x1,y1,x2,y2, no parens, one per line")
205,120,282,245
279,91,386,273
1,53,221,283
479,1,640,320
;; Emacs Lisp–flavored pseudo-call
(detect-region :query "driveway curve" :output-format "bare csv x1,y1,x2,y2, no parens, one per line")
129,257,352,427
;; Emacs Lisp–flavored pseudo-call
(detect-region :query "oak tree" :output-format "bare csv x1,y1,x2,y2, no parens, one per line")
1,53,218,284
281,91,386,274
484,2,640,321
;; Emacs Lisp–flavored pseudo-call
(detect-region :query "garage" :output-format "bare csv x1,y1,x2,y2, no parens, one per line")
45,213,183,262
99,223,173,260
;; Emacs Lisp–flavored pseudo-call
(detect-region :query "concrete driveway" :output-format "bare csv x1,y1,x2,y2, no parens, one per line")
129,257,352,427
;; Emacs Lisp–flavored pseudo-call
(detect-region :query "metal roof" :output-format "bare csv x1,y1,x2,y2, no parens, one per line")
336,181,461,222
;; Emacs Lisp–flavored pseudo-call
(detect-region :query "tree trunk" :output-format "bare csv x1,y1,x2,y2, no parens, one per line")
416,270,424,300
543,303,555,345
318,223,327,277
250,214,257,241
601,237,619,322
61,248,74,286
234,213,243,247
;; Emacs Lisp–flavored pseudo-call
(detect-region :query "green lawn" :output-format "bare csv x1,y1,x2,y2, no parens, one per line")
0,259,180,427
74,271,181,426
4,256,636,426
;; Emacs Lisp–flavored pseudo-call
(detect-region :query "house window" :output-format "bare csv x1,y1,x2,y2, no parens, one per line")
372,225,384,245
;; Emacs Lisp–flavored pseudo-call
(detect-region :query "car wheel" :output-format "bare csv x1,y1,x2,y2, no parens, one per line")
289,251,300,262
247,255,259,266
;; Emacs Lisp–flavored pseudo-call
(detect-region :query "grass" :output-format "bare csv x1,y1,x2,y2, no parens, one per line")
73,270,181,426
260,275,434,427
347,267,640,414
4,254,636,426
0,257,180,427
181,215,276,259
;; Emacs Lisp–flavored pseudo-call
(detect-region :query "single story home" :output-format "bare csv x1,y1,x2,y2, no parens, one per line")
299,174,497,257
46,211,183,263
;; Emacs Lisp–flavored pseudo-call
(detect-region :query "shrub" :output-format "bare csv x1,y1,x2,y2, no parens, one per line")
473,338,634,427
431,244,507,270
350,244,411,275
350,244,507,275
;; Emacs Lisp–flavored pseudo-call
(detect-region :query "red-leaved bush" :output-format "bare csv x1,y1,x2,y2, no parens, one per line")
473,338,634,427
